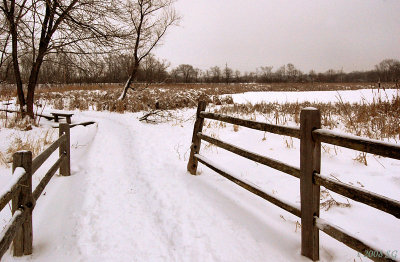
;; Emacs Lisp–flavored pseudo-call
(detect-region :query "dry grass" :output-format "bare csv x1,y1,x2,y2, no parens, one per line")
213,90,400,141
320,188,351,211
7,129,55,155
0,129,56,168
0,82,394,116
1,114,36,130
1,82,386,112
30,82,391,95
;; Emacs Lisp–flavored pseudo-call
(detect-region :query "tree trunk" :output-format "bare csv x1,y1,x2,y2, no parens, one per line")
8,9,25,112
118,63,139,100
118,74,134,100
25,84,35,119
26,52,46,118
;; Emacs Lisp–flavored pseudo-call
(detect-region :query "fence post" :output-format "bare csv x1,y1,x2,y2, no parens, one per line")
12,151,33,256
59,123,70,176
187,101,207,175
300,107,321,261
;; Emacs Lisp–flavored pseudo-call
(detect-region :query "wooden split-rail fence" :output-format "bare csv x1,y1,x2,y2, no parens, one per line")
187,101,400,262
0,123,70,259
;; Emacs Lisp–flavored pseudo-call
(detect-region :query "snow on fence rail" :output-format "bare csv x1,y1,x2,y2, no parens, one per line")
0,123,70,259
187,101,400,262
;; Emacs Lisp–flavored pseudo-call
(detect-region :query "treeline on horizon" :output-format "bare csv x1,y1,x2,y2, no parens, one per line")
1,54,399,85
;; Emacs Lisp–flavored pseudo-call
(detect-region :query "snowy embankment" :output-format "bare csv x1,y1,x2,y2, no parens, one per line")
0,88,399,261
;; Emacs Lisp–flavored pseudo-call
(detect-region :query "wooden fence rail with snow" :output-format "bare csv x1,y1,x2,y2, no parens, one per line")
187,101,400,262
0,123,70,259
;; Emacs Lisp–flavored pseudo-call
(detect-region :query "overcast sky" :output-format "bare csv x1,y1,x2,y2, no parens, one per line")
154,0,400,73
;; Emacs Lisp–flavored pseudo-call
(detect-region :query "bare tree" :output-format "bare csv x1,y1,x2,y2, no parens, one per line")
258,66,273,82
234,70,241,82
0,0,121,117
286,63,302,82
141,54,169,82
118,0,180,100
375,59,400,82
175,64,196,83
223,63,232,84
210,66,221,83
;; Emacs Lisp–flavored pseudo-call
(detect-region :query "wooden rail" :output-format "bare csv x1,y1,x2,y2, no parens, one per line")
0,209,27,258
0,108,55,120
314,173,400,218
0,168,26,211
0,123,71,259
187,101,400,262
199,111,301,138
197,132,300,178
315,217,397,262
313,129,400,160
195,154,301,217
32,134,67,174
0,108,96,128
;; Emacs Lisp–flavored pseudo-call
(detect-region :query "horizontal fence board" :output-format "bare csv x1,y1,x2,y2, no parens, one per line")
198,132,300,178
313,129,400,160
0,209,27,259
0,192,12,213
195,154,301,217
32,134,66,174
315,217,397,262
0,109,54,120
69,121,96,128
33,154,66,201
314,173,400,219
0,168,26,211
200,112,300,138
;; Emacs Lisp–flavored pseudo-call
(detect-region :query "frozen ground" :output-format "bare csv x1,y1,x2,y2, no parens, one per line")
0,89,399,261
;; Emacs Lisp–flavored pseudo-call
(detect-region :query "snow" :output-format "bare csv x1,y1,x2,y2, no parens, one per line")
0,89,399,261
0,209,23,241
0,167,25,201
315,128,400,150
223,88,400,104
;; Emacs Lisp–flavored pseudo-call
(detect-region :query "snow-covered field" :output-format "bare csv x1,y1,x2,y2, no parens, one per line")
0,89,399,261
223,88,399,104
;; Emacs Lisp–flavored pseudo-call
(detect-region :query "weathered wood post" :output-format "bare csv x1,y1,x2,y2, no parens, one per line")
187,101,207,175
300,107,321,261
59,123,70,176
12,151,33,256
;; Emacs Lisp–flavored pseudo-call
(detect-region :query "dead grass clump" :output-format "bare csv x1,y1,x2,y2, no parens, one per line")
353,152,368,166
3,129,56,166
68,95,89,111
4,115,35,130
0,151,9,167
320,188,351,211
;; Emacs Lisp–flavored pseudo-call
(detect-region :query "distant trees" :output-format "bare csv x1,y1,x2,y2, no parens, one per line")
258,66,273,82
223,63,233,84
210,66,221,83
375,59,400,82
173,64,197,83
118,0,180,100
166,59,399,84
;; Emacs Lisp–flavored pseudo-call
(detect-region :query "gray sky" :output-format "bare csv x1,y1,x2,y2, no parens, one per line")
154,0,400,73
